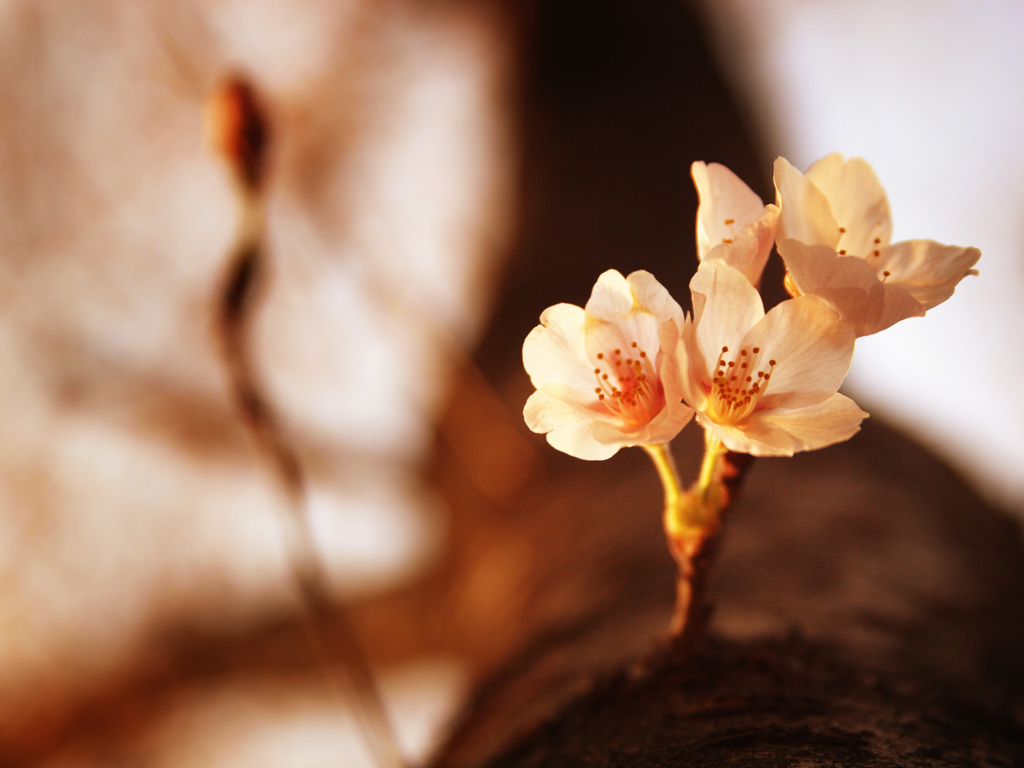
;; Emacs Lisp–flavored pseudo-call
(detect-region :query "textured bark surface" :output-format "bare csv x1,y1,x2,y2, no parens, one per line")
469,634,1024,768
427,416,1024,766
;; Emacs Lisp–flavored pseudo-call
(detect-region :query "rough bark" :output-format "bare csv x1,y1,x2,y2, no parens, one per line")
427,417,1024,767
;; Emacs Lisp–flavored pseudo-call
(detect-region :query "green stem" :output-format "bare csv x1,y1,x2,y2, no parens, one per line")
693,431,728,511
642,442,683,513
643,435,732,642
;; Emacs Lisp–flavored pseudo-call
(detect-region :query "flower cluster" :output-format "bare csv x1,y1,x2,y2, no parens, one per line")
773,154,981,337
524,153,979,459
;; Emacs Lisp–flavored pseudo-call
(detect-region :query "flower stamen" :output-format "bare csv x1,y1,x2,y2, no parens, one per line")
709,344,776,423
720,216,737,244
593,340,662,424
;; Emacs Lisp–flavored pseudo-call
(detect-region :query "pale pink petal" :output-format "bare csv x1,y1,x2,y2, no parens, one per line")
584,314,661,376
853,283,926,337
625,270,686,327
804,154,892,257
874,240,981,311
585,269,636,320
778,238,924,336
689,260,764,374
661,316,709,415
585,270,683,357
774,156,840,248
778,238,876,294
640,335,695,444
640,398,695,444
522,303,593,391
591,395,694,448
742,295,855,410
524,385,588,433
748,393,868,455
700,393,867,456
654,323,685,405
524,388,620,460
692,161,768,260
703,204,780,286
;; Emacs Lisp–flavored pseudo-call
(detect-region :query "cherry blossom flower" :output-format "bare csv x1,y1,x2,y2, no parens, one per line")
691,161,780,286
665,259,867,456
523,270,694,460
773,154,981,336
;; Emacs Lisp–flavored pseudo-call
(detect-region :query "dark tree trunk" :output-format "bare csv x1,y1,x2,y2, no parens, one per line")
427,419,1024,767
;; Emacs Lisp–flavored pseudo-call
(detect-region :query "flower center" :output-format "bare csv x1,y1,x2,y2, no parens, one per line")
592,342,663,425
709,345,776,424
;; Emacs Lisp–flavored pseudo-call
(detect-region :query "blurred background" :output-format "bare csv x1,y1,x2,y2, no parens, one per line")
0,0,1021,766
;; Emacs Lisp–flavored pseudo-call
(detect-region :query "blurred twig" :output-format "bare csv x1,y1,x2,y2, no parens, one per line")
208,74,406,768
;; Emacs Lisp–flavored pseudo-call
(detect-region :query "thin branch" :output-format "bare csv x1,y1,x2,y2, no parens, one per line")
208,74,406,768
